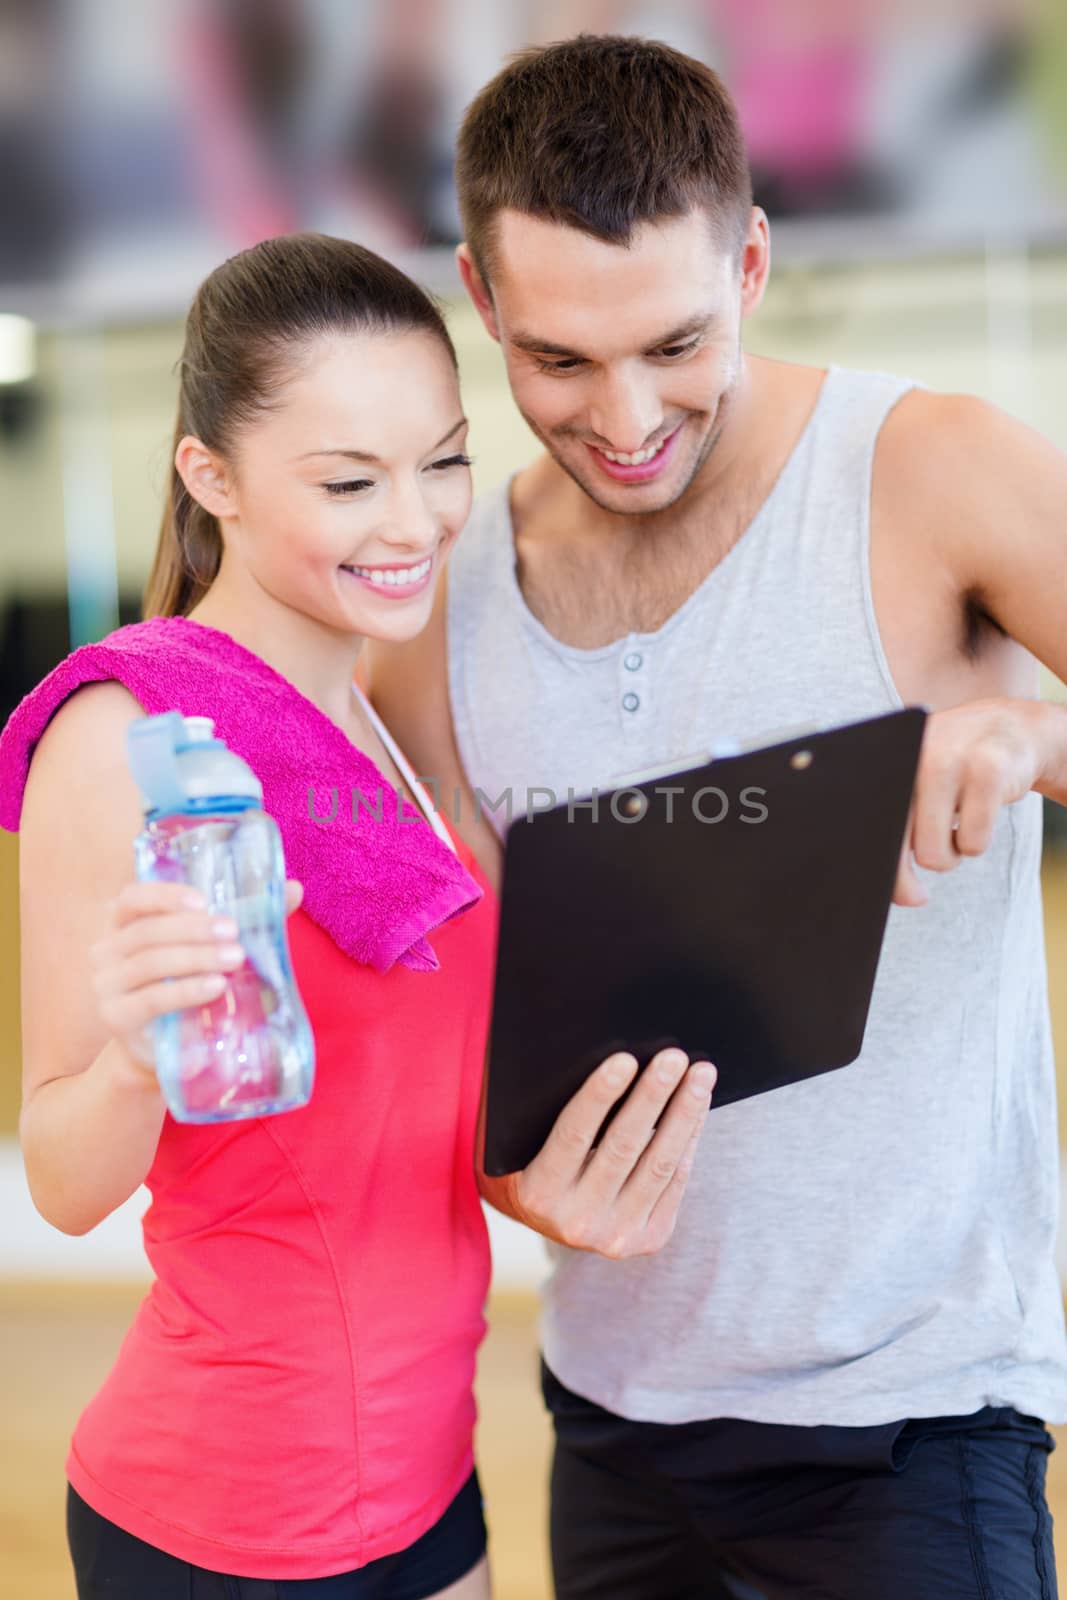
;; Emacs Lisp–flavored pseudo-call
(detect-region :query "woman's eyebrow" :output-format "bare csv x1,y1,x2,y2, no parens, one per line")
296,418,467,464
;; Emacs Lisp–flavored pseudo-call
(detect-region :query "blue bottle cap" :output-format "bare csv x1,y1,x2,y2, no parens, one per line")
126,712,262,817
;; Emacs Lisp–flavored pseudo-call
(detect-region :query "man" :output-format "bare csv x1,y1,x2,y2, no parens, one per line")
368,34,1067,1599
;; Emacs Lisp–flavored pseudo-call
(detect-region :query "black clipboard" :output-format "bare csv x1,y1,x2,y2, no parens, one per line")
483,707,927,1176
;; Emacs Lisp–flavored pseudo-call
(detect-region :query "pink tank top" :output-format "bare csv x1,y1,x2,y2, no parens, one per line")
65,812,496,1579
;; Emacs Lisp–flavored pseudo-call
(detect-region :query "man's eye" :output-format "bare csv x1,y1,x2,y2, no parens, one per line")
534,357,585,373
324,479,373,495
658,341,699,360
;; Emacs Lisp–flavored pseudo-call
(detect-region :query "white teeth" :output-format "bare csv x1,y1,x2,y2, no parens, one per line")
345,557,433,588
600,441,663,465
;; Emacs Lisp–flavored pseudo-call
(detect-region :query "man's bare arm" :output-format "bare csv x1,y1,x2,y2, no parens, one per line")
880,392,1067,901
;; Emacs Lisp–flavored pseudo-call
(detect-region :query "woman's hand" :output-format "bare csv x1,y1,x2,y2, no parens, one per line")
89,878,305,1075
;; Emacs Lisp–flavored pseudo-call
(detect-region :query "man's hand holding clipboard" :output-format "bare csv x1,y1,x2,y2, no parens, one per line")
477,1045,716,1259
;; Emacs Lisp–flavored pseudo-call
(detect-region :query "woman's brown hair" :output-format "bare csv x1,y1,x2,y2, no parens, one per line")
144,233,456,619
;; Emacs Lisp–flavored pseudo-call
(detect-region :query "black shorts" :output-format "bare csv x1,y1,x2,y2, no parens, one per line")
543,1360,1058,1600
66,1471,486,1600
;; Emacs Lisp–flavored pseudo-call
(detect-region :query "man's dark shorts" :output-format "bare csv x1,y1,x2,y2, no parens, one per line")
543,1360,1057,1599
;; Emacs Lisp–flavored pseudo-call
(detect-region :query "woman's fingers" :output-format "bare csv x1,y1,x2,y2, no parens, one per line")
92,881,251,1057
109,881,207,926
101,910,237,961
103,940,245,995
104,878,303,948
100,973,229,1036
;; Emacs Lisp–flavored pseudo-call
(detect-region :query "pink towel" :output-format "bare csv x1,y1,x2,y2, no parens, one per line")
0,615,482,973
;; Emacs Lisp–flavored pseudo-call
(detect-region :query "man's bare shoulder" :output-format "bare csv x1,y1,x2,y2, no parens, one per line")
870,385,1067,693
876,388,1066,572
878,388,1062,504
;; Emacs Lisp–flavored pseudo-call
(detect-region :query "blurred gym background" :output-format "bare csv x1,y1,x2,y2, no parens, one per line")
1,2,1065,1596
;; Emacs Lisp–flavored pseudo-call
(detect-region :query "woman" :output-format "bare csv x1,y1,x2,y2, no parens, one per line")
1,234,495,1598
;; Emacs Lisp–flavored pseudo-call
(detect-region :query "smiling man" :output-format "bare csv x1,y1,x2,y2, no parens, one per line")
367,34,1067,1600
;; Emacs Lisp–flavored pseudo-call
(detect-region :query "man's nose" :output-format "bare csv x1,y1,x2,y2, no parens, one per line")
587,368,663,454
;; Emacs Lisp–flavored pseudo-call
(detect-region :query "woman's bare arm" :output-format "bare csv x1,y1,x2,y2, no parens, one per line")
19,680,305,1236
17,681,221,1234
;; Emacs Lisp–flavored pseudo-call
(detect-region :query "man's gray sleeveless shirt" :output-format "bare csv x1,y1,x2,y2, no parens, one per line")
447,366,1067,1426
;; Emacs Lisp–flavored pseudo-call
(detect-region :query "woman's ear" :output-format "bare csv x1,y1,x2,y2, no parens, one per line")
174,436,238,520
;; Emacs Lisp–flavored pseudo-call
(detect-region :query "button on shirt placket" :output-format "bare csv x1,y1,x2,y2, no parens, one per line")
619,647,647,736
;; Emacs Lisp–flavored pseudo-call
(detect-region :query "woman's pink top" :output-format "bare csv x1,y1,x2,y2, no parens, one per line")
65,824,496,1580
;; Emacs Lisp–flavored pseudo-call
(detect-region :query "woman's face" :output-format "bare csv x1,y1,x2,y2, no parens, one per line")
209,328,471,645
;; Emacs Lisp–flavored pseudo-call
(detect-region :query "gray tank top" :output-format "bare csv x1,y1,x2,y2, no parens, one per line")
448,366,1067,1426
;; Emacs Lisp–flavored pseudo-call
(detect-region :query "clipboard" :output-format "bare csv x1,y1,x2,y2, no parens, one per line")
483,706,927,1177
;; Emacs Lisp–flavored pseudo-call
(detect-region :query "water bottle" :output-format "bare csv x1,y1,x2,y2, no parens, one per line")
126,711,314,1123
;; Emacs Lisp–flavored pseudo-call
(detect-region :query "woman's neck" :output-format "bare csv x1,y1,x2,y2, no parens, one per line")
187,574,364,731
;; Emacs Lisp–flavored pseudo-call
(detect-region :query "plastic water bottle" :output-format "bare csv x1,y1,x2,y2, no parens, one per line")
126,711,314,1123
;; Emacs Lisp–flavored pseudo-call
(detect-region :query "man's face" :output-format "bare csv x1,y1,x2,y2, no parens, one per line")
473,207,757,516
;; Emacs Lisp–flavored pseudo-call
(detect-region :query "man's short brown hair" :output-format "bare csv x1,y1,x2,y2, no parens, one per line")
455,34,752,281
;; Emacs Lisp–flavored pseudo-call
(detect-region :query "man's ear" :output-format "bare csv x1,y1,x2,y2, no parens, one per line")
456,244,500,343
174,436,239,520
739,207,770,321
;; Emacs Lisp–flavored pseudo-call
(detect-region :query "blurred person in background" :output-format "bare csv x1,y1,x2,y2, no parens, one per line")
179,0,463,251
368,33,1067,1600
0,0,73,284
1,230,713,1600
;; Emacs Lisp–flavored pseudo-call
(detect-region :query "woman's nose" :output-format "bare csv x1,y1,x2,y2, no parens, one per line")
380,477,438,550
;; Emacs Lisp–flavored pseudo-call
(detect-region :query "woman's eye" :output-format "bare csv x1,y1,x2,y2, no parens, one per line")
430,453,473,471
324,478,373,496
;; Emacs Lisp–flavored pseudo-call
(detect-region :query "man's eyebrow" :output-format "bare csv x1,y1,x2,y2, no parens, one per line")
510,333,585,358
296,418,467,464
653,314,719,347
510,314,718,359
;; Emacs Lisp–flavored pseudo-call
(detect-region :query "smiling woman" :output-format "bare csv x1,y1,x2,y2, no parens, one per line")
3,233,497,1600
